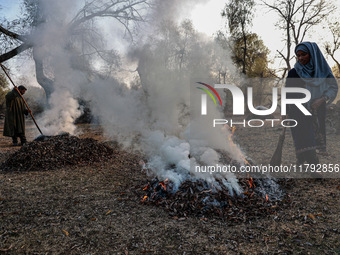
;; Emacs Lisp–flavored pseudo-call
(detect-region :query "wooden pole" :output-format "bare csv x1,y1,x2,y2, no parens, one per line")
0,63,43,135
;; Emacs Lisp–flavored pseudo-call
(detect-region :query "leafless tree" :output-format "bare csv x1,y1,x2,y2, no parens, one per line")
325,21,340,75
261,0,333,76
0,0,150,98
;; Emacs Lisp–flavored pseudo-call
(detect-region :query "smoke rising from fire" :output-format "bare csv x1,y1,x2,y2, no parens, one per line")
151,0,211,23
31,0,246,194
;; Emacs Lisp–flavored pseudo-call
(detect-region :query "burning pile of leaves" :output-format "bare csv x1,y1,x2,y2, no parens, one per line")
139,178,289,221
1,134,114,172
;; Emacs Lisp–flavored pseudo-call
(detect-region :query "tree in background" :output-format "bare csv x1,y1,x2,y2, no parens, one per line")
132,19,223,130
0,0,149,99
222,0,255,75
324,20,340,133
231,33,272,78
212,31,241,85
136,19,216,98
262,0,333,76
16,76,46,115
239,34,276,106
325,21,340,76
136,20,215,86
0,73,10,114
221,0,275,107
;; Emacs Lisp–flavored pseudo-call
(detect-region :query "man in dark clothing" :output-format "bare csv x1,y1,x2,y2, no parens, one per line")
3,85,29,146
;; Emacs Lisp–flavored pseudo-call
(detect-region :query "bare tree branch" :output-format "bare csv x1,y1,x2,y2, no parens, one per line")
70,0,147,29
0,24,27,41
324,21,340,74
0,42,32,63
262,0,333,73
0,0,150,98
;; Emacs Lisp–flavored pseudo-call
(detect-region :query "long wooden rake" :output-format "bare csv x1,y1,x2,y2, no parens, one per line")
0,63,43,135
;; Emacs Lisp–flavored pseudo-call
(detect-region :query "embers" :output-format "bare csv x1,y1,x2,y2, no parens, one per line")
139,178,286,221
141,178,170,203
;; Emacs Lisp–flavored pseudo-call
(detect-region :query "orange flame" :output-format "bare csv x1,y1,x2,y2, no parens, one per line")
266,195,269,202
158,178,169,191
244,158,250,166
247,177,255,189
224,124,236,143
159,182,166,190
142,195,148,202
231,126,236,136
143,185,149,191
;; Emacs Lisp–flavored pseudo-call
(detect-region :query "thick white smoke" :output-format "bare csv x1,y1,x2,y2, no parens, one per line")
39,89,82,135
31,0,247,195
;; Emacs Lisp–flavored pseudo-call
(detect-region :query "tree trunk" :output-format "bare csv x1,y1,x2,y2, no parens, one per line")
286,18,291,71
242,23,247,75
330,55,340,75
33,47,54,99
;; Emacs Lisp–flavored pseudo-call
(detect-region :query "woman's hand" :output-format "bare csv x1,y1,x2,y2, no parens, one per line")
311,97,326,110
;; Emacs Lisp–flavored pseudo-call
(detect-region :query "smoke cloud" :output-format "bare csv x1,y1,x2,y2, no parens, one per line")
30,0,246,195
151,0,211,23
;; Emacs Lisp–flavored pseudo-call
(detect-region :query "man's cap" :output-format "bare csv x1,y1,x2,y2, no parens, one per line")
18,85,27,91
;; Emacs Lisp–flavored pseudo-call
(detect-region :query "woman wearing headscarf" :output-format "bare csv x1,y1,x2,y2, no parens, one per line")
286,42,338,164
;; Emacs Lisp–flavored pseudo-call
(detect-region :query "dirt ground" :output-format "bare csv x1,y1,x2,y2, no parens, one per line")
0,119,339,254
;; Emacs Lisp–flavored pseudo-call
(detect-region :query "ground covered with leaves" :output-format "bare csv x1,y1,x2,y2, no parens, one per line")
0,120,339,254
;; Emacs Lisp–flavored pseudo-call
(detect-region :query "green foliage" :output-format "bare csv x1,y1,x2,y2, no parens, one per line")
221,0,274,79
220,0,275,107
222,0,257,75
231,33,272,78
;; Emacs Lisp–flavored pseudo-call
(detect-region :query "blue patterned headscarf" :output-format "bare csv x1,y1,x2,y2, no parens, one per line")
294,42,335,87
